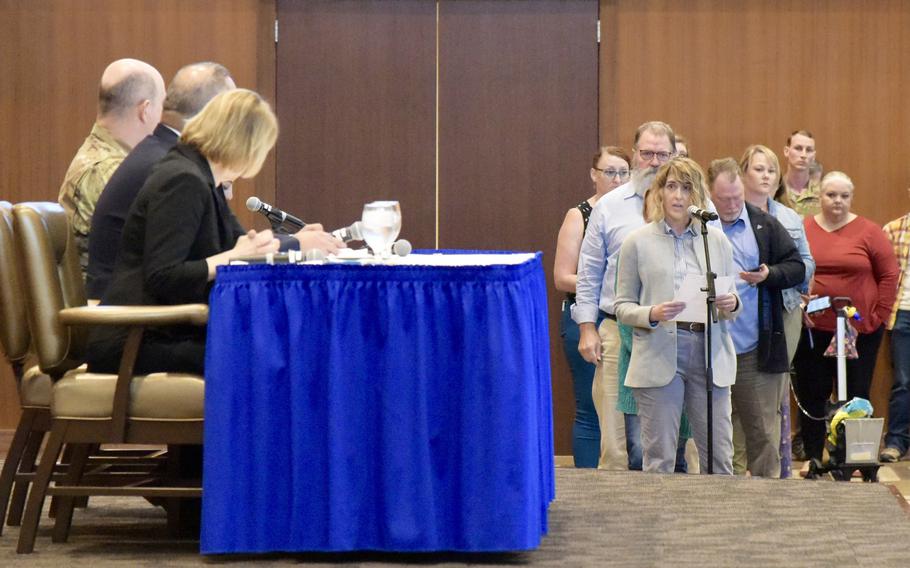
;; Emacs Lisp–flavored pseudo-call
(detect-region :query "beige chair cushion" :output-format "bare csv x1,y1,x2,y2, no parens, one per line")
20,364,53,408
52,371,204,421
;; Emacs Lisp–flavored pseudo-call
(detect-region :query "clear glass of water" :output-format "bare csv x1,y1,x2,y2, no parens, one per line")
361,201,401,258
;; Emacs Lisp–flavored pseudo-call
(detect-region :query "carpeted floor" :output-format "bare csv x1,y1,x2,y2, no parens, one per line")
0,468,908,567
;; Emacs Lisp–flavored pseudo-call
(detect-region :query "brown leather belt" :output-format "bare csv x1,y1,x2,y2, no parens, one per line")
676,321,705,332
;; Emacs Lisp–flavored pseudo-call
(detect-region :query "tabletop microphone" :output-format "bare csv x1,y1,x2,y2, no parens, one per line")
246,196,305,232
332,221,364,243
391,239,412,257
687,205,719,222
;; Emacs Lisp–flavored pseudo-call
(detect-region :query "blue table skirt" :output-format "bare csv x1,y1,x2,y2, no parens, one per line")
202,252,554,554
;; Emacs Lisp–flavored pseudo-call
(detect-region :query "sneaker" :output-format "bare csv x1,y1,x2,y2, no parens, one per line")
880,447,902,463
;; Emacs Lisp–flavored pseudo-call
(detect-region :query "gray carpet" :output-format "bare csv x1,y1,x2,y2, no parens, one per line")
0,468,908,567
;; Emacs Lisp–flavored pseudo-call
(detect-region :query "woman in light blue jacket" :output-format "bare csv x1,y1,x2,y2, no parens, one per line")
740,144,815,477
614,157,742,474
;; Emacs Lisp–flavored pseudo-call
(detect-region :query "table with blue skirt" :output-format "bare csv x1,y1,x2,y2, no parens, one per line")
201,250,555,554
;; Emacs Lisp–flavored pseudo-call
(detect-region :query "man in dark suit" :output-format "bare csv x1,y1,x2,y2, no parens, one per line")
87,62,237,299
707,158,805,478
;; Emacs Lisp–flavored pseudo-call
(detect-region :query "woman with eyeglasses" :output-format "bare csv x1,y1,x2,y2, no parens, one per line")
614,157,741,474
554,146,631,467
674,134,690,159
793,171,899,462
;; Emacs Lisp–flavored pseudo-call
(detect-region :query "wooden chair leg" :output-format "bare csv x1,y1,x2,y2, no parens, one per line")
7,422,46,527
51,443,91,543
72,443,100,510
0,409,38,534
17,421,67,554
48,444,76,519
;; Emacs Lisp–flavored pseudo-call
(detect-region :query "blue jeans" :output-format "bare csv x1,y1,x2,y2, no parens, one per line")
886,310,910,454
560,302,601,467
623,413,687,473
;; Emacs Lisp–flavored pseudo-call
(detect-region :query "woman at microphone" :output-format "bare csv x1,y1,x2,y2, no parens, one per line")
86,89,338,375
614,157,742,474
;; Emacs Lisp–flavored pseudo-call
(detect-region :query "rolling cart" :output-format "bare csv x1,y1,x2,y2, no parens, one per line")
804,297,883,482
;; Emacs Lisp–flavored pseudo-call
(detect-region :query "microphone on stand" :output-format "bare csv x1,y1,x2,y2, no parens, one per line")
391,239,412,257
331,221,364,243
246,197,306,232
687,205,719,222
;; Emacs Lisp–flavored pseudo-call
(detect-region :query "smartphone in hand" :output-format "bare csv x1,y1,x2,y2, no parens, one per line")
806,296,831,314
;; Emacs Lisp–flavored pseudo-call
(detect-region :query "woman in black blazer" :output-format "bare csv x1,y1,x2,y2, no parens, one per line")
87,89,284,375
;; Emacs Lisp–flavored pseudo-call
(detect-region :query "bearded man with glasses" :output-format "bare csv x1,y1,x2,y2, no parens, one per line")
574,120,683,470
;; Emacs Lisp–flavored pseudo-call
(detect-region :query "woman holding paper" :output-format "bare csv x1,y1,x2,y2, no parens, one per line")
614,157,742,474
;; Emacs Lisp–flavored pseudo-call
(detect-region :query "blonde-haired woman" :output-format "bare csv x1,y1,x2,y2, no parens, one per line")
614,157,741,474
739,144,815,476
87,89,340,375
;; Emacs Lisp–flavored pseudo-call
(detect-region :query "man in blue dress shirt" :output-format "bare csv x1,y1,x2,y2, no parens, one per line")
707,158,805,478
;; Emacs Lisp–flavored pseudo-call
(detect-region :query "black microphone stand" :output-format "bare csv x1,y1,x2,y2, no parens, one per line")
699,219,719,474
269,220,292,235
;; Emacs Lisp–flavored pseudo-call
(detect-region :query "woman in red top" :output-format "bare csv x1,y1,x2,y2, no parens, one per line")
793,171,899,461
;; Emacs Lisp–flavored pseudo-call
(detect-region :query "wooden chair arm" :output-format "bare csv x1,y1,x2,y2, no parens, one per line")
59,305,208,327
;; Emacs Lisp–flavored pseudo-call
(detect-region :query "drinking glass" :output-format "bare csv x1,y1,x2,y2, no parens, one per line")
361,201,401,258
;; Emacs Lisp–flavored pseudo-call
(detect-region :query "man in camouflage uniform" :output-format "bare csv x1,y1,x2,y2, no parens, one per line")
58,58,165,276
782,129,820,217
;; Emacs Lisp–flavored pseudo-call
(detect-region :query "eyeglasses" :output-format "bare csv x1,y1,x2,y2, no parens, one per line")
637,149,674,163
594,167,631,180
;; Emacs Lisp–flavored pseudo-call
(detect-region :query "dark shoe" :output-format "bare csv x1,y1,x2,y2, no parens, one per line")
792,435,807,461
880,447,902,463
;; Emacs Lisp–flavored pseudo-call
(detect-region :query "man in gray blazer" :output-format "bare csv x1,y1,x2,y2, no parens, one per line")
707,158,805,478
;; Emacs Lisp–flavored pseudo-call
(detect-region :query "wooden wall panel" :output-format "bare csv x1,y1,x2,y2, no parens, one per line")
600,0,910,421
600,0,910,224
274,0,436,247
439,0,599,454
0,0,275,429
0,0,276,230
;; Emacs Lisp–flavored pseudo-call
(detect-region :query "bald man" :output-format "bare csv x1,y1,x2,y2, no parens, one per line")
58,58,165,276
87,62,235,298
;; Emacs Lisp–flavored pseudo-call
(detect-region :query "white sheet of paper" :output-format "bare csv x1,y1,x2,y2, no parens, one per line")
672,275,734,323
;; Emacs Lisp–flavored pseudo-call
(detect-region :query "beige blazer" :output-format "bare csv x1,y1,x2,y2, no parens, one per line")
614,221,742,388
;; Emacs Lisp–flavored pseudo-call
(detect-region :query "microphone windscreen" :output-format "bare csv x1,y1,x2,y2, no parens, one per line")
392,239,412,257
350,221,364,240
246,196,262,212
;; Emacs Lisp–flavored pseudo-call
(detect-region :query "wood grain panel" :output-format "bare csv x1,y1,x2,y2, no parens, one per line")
439,0,599,454
275,0,436,247
0,0,276,230
600,0,910,423
0,0,275,429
